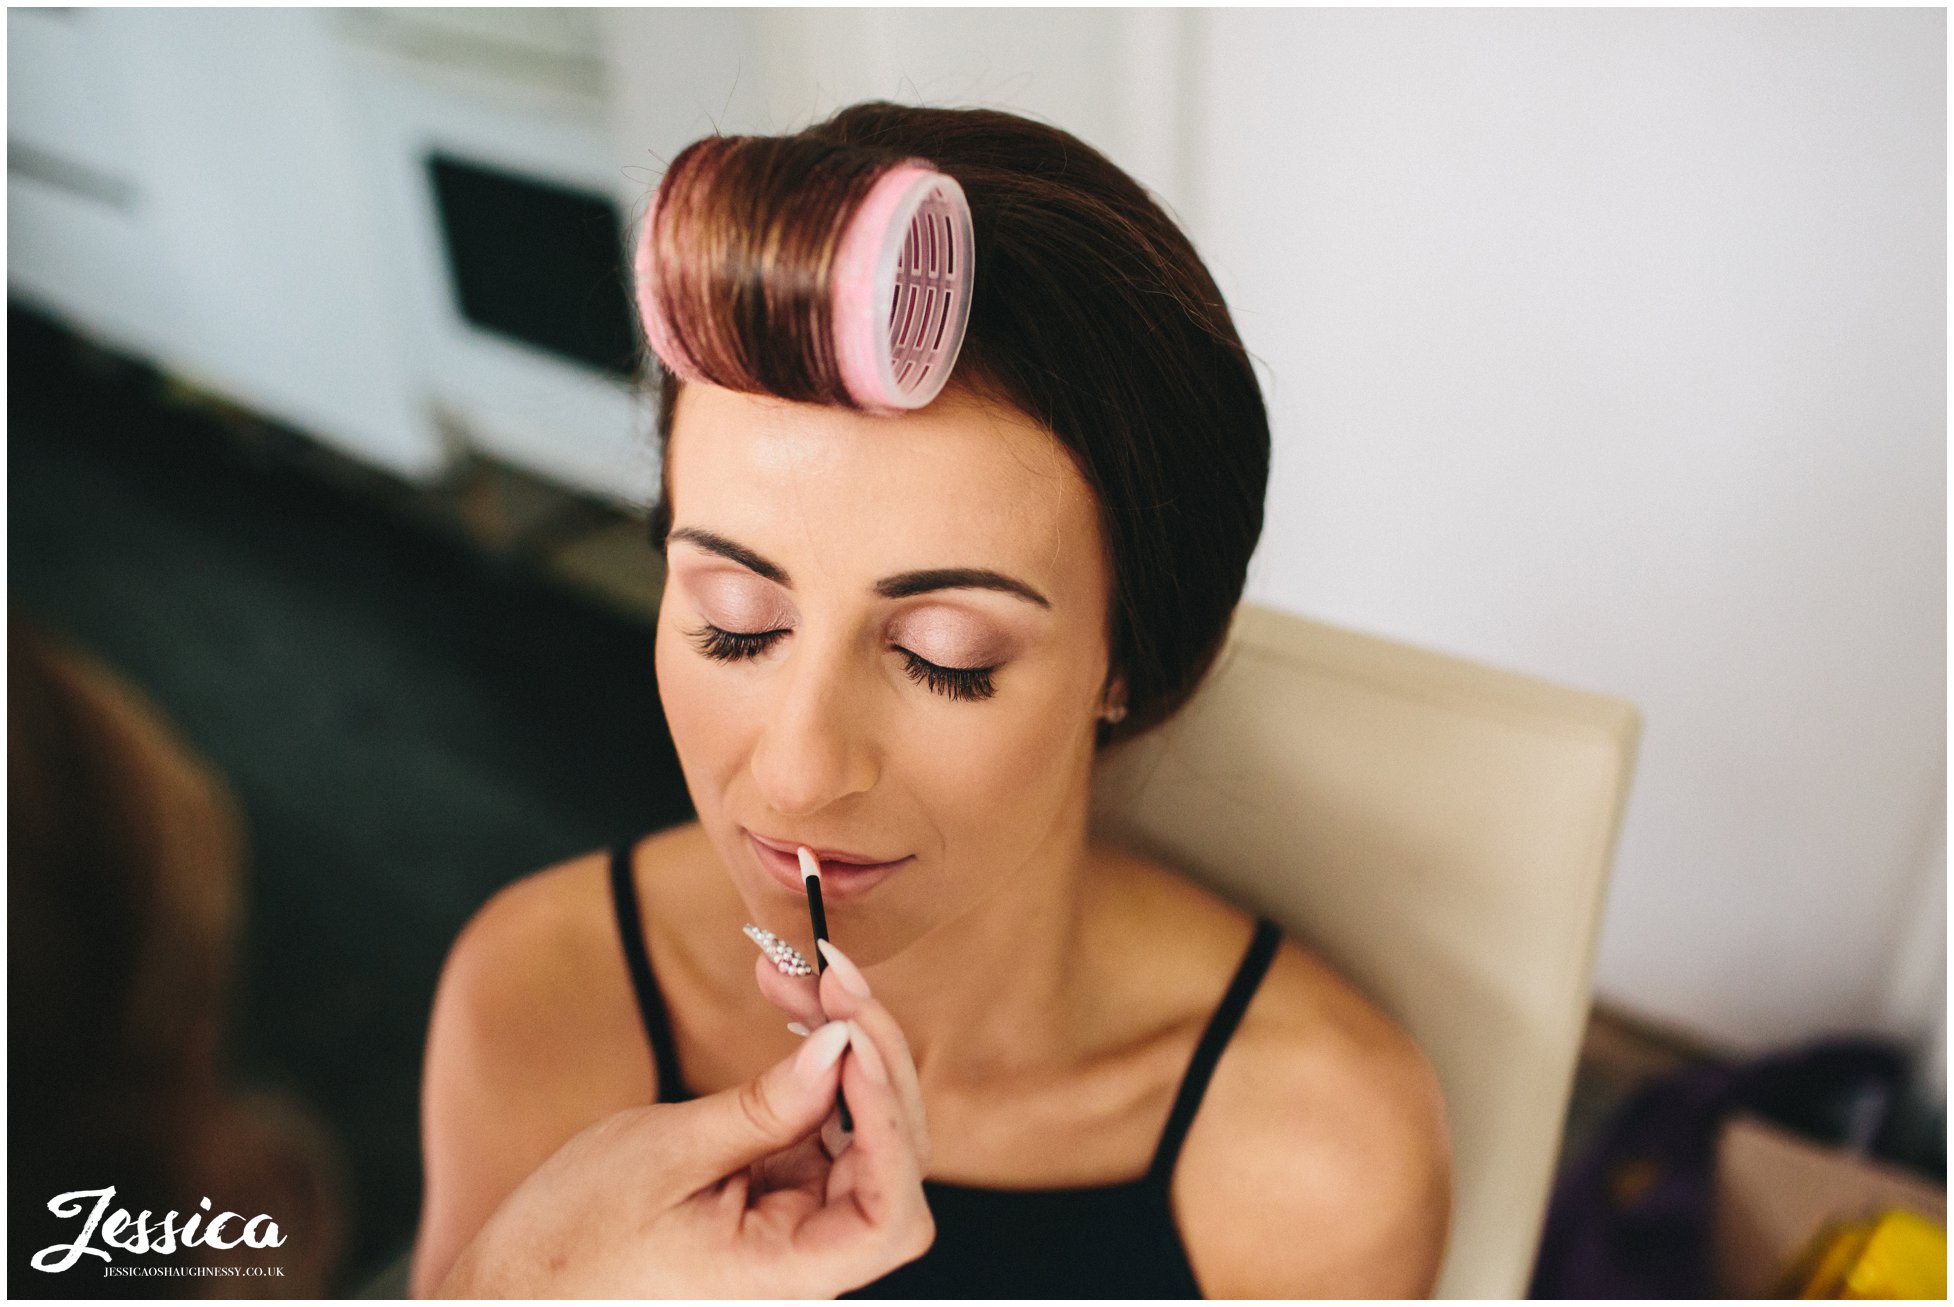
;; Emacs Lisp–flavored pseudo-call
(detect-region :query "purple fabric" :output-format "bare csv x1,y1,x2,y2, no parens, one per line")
1529,1036,1909,1298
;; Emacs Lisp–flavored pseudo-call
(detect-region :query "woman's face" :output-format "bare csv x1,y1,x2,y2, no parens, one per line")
655,381,1117,958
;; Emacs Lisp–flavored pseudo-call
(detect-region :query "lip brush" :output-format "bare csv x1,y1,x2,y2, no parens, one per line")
797,846,853,1134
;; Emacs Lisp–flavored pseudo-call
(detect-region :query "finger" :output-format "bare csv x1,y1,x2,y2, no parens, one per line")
813,945,931,1169
833,1025,924,1208
653,1019,850,1195
792,1025,935,1286
753,952,829,1030
714,1166,750,1215
821,1108,852,1161
750,1132,829,1196
832,996,931,1169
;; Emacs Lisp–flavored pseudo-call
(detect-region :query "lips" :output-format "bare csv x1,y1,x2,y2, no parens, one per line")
746,830,900,867
743,829,912,899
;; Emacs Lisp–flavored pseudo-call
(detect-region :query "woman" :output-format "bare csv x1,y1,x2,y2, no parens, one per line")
412,102,1452,1297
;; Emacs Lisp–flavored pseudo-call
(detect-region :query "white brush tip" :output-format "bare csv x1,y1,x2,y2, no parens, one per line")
796,846,822,882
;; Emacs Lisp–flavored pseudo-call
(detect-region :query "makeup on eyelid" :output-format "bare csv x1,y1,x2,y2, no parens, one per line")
889,609,1014,668
679,570,1021,667
676,569,796,630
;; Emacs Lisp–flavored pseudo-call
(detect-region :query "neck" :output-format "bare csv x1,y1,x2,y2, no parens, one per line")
862,808,1100,1095
668,809,1106,1099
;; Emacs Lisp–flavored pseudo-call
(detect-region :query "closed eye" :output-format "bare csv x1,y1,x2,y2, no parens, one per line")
686,622,785,662
898,649,997,702
685,623,999,702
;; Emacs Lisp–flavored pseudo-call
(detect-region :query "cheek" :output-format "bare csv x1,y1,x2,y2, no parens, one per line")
892,669,1095,850
654,619,755,781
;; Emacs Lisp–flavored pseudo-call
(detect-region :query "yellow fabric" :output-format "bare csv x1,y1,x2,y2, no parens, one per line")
1839,1209,1947,1299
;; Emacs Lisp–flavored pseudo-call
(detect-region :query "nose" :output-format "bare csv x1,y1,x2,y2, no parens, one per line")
747,641,880,817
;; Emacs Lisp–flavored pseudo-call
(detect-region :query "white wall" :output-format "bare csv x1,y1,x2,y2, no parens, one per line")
1188,9,1945,1058
598,8,1197,232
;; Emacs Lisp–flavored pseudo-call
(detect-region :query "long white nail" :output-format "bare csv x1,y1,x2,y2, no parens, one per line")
846,1020,890,1085
743,923,813,976
793,1020,851,1084
786,1022,811,1037
816,939,872,1000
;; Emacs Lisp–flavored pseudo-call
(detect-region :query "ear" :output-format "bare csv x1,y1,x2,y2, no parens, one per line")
1099,668,1129,723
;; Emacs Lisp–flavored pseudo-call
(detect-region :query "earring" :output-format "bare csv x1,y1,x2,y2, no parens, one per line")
1101,701,1128,724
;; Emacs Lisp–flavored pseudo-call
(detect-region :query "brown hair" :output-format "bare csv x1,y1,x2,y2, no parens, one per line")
640,102,1270,746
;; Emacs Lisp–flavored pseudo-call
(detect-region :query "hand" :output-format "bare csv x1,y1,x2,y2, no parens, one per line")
753,938,932,1176
435,1018,934,1299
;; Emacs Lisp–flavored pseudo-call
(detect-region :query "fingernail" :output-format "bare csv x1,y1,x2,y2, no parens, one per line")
846,1021,890,1085
786,1022,811,1037
793,1020,850,1084
816,939,871,1000
743,923,813,976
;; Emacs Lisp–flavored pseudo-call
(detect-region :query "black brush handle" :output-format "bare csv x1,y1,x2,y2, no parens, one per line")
805,875,854,1134
807,874,831,943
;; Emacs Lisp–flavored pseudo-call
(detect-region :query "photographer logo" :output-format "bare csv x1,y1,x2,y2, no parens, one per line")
32,1186,286,1277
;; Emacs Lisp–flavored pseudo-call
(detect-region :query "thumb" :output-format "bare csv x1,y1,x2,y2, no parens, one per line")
655,1019,852,1195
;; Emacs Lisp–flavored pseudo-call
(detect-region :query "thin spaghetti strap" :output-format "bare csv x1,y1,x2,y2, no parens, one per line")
1146,915,1284,1187
608,839,695,1102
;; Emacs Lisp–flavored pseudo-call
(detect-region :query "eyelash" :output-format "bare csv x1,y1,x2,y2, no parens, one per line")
684,623,999,703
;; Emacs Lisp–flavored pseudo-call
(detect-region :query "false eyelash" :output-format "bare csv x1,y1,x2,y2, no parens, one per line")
899,649,998,702
687,622,998,702
686,623,784,662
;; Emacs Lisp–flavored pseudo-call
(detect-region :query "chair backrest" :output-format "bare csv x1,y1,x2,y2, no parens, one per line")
1089,603,1641,1298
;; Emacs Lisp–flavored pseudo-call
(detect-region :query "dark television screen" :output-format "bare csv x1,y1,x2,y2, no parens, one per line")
427,152,638,378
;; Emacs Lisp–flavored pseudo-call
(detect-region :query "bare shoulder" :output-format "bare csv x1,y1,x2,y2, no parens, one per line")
1189,945,1453,1296
429,845,647,1101
409,842,651,1295
1110,854,1455,1298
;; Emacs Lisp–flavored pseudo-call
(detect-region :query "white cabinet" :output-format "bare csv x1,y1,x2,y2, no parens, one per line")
8,9,175,364
8,9,442,479
7,7,660,492
331,20,656,506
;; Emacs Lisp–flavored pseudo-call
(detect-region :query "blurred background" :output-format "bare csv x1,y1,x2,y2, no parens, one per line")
9,7,1944,1297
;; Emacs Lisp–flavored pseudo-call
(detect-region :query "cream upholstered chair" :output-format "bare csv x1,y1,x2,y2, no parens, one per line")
1089,602,1642,1299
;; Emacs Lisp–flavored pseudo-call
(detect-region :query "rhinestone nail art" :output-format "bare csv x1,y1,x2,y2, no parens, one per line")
743,923,814,976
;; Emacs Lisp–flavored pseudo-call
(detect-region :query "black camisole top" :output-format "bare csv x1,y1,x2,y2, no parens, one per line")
608,840,1283,1299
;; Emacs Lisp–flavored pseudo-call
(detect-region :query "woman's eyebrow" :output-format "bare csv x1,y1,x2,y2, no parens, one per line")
668,527,786,583
875,568,1051,609
667,527,1051,609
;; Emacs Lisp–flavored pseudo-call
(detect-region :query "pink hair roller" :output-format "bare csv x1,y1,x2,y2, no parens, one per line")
633,178,704,385
637,160,976,414
828,164,975,412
